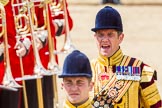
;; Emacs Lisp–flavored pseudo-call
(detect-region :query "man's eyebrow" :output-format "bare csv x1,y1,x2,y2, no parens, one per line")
63,79,72,82
76,79,86,83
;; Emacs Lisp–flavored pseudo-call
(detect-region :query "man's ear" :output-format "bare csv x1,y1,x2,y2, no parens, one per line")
89,82,94,91
61,82,64,90
119,33,124,44
94,33,97,38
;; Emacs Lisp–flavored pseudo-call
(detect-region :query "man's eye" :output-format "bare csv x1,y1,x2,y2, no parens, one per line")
98,34,104,38
107,33,113,36
99,34,103,36
65,82,72,86
77,82,84,86
108,32,116,37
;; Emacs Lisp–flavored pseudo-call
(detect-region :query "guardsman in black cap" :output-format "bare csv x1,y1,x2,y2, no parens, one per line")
91,6,161,108
58,50,94,108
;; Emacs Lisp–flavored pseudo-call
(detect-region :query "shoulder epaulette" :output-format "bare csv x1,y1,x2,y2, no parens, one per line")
141,65,156,82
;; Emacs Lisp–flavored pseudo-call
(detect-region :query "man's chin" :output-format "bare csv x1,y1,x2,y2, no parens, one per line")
69,96,80,102
70,99,80,105
101,52,109,57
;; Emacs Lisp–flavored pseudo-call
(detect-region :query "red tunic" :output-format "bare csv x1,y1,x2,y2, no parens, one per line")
0,0,73,84
0,2,35,84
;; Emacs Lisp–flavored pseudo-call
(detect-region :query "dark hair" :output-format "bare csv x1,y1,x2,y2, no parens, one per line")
117,31,122,36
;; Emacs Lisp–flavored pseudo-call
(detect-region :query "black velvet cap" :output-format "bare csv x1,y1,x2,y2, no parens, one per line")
59,50,92,78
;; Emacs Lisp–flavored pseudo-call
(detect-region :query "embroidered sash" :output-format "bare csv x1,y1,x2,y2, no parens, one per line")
92,56,142,108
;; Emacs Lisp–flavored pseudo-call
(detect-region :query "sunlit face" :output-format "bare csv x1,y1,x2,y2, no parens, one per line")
94,29,124,57
62,77,93,105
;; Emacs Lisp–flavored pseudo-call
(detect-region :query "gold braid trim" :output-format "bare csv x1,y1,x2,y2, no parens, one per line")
0,0,9,6
114,56,142,108
141,66,155,82
142,83,161,106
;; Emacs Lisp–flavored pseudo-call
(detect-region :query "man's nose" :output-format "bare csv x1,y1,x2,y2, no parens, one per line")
70,84,78,91
101,35,110,41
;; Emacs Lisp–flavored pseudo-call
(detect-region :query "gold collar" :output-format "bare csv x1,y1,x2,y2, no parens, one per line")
98,48,123,66
64,98,92,108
